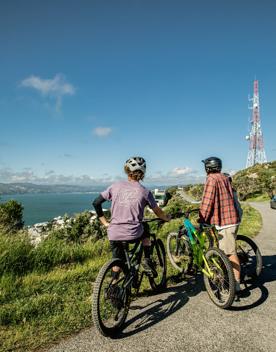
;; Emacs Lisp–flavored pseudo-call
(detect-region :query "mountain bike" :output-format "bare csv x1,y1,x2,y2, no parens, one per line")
92,218,166,337
200,223,263,282
167,209,236,309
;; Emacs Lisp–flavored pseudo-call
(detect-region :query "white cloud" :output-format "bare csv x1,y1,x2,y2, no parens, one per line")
170,167,193,176
93,127,112,137
0,168,113,186
145,167,205,186
0,165,204,187
20,74,75,111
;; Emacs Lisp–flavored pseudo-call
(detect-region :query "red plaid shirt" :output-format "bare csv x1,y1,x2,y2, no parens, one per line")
199,173,239,227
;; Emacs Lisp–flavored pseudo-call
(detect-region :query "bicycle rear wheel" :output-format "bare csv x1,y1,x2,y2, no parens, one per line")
148,239,167,291
92,258,130,336
236,234,262,281
167,232,192,273
203,247,235,309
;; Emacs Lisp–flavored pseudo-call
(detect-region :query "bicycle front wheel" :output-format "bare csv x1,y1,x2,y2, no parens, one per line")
203,247,235,309
167,232,192,273
92,258,130,336
149,239,167,291
236,234,262,281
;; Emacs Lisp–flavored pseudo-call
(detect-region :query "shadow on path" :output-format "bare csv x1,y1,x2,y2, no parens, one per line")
111,254,276,338
230,255,276,311
112,274,203,339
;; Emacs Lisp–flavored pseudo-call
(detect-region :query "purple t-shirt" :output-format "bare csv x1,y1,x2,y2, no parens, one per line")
101,180,157,241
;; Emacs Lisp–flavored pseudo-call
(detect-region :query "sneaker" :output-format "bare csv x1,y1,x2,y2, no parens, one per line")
142,258,158,277
235,281,250,299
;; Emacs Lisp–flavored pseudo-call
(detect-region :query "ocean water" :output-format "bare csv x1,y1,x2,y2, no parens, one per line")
0,193,110,225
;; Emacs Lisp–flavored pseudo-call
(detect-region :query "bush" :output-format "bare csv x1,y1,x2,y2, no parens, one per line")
0,232,33,276
32,238,94,272
183,184,204,200
49,212,107,244
0,229,107,276
163,195,189,218
0,200,24,233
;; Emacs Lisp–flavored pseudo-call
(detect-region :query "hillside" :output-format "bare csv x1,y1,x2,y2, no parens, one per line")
182,161,276,201
0,183,104,195
233,160,276,200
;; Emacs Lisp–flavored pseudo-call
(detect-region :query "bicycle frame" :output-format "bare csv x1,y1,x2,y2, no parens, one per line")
119,241,144,292
182,216,216,278
121,230,161,293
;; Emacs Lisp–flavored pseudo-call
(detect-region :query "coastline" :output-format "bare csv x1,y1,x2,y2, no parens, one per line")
0,192,108,226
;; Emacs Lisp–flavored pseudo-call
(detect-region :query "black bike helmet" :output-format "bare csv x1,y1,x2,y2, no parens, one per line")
202,157,222,173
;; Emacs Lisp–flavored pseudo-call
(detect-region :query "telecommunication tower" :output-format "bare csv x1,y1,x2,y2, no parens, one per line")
245,80,267,168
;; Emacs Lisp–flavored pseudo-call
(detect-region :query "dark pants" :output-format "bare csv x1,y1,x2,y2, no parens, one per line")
109,229,150,262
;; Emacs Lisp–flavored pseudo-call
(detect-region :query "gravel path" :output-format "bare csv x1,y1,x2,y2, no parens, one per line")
47,202,276,352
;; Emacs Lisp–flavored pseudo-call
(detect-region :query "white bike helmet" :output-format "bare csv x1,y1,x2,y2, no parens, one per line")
125,157,146,174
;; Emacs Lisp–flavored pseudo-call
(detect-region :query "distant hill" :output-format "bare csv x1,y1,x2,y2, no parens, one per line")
0,183,105,195
1,161,275,199
233,160,276,200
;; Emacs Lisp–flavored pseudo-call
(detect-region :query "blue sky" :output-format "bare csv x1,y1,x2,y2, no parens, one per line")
0,0,276,186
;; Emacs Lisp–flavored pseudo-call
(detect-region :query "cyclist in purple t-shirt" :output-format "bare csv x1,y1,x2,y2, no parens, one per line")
93,156,170,276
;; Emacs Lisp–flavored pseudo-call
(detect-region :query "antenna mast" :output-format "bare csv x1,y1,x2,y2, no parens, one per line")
246,80,267,168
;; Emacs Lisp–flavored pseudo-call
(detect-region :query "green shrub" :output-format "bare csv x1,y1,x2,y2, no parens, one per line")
49,212,107,244
0,232,33,276
32,238,94,272
183,184,204,200
0,200,24,233
163,195,189,217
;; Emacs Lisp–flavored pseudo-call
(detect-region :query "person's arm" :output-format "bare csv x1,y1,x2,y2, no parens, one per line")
152,206,171,221
146,190,170,221
199,177,216,223
163,190,172,207
92,195,109,227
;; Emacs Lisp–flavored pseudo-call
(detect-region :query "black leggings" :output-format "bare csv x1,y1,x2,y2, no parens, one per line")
109,232,150,262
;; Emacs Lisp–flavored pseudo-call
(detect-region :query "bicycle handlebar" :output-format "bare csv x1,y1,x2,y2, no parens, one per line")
172,208,200,219
142,218,165,223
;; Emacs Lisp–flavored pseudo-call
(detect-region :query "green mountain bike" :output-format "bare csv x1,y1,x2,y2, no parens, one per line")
197,222,262,282
167,209,236,309
92,218,166,337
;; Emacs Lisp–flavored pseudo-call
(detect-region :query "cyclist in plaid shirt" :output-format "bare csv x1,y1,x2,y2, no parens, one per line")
199,157,241,293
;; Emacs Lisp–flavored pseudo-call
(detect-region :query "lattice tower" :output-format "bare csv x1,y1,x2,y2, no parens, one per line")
246,80,267,168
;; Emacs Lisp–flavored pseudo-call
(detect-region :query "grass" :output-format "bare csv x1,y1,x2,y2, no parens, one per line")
238,203,262,238
0,257,108,352
245,194,270,202
0,203,263,352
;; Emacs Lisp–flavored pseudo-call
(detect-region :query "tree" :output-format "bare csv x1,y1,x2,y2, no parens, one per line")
0,200,24,233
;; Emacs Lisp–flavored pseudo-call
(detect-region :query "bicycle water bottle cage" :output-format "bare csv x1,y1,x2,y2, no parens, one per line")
184,219,196,245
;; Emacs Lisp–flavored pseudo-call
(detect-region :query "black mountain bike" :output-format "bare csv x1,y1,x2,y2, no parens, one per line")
92,218,166,337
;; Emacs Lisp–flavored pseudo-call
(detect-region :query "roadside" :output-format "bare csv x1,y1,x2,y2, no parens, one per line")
46,202,276,352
